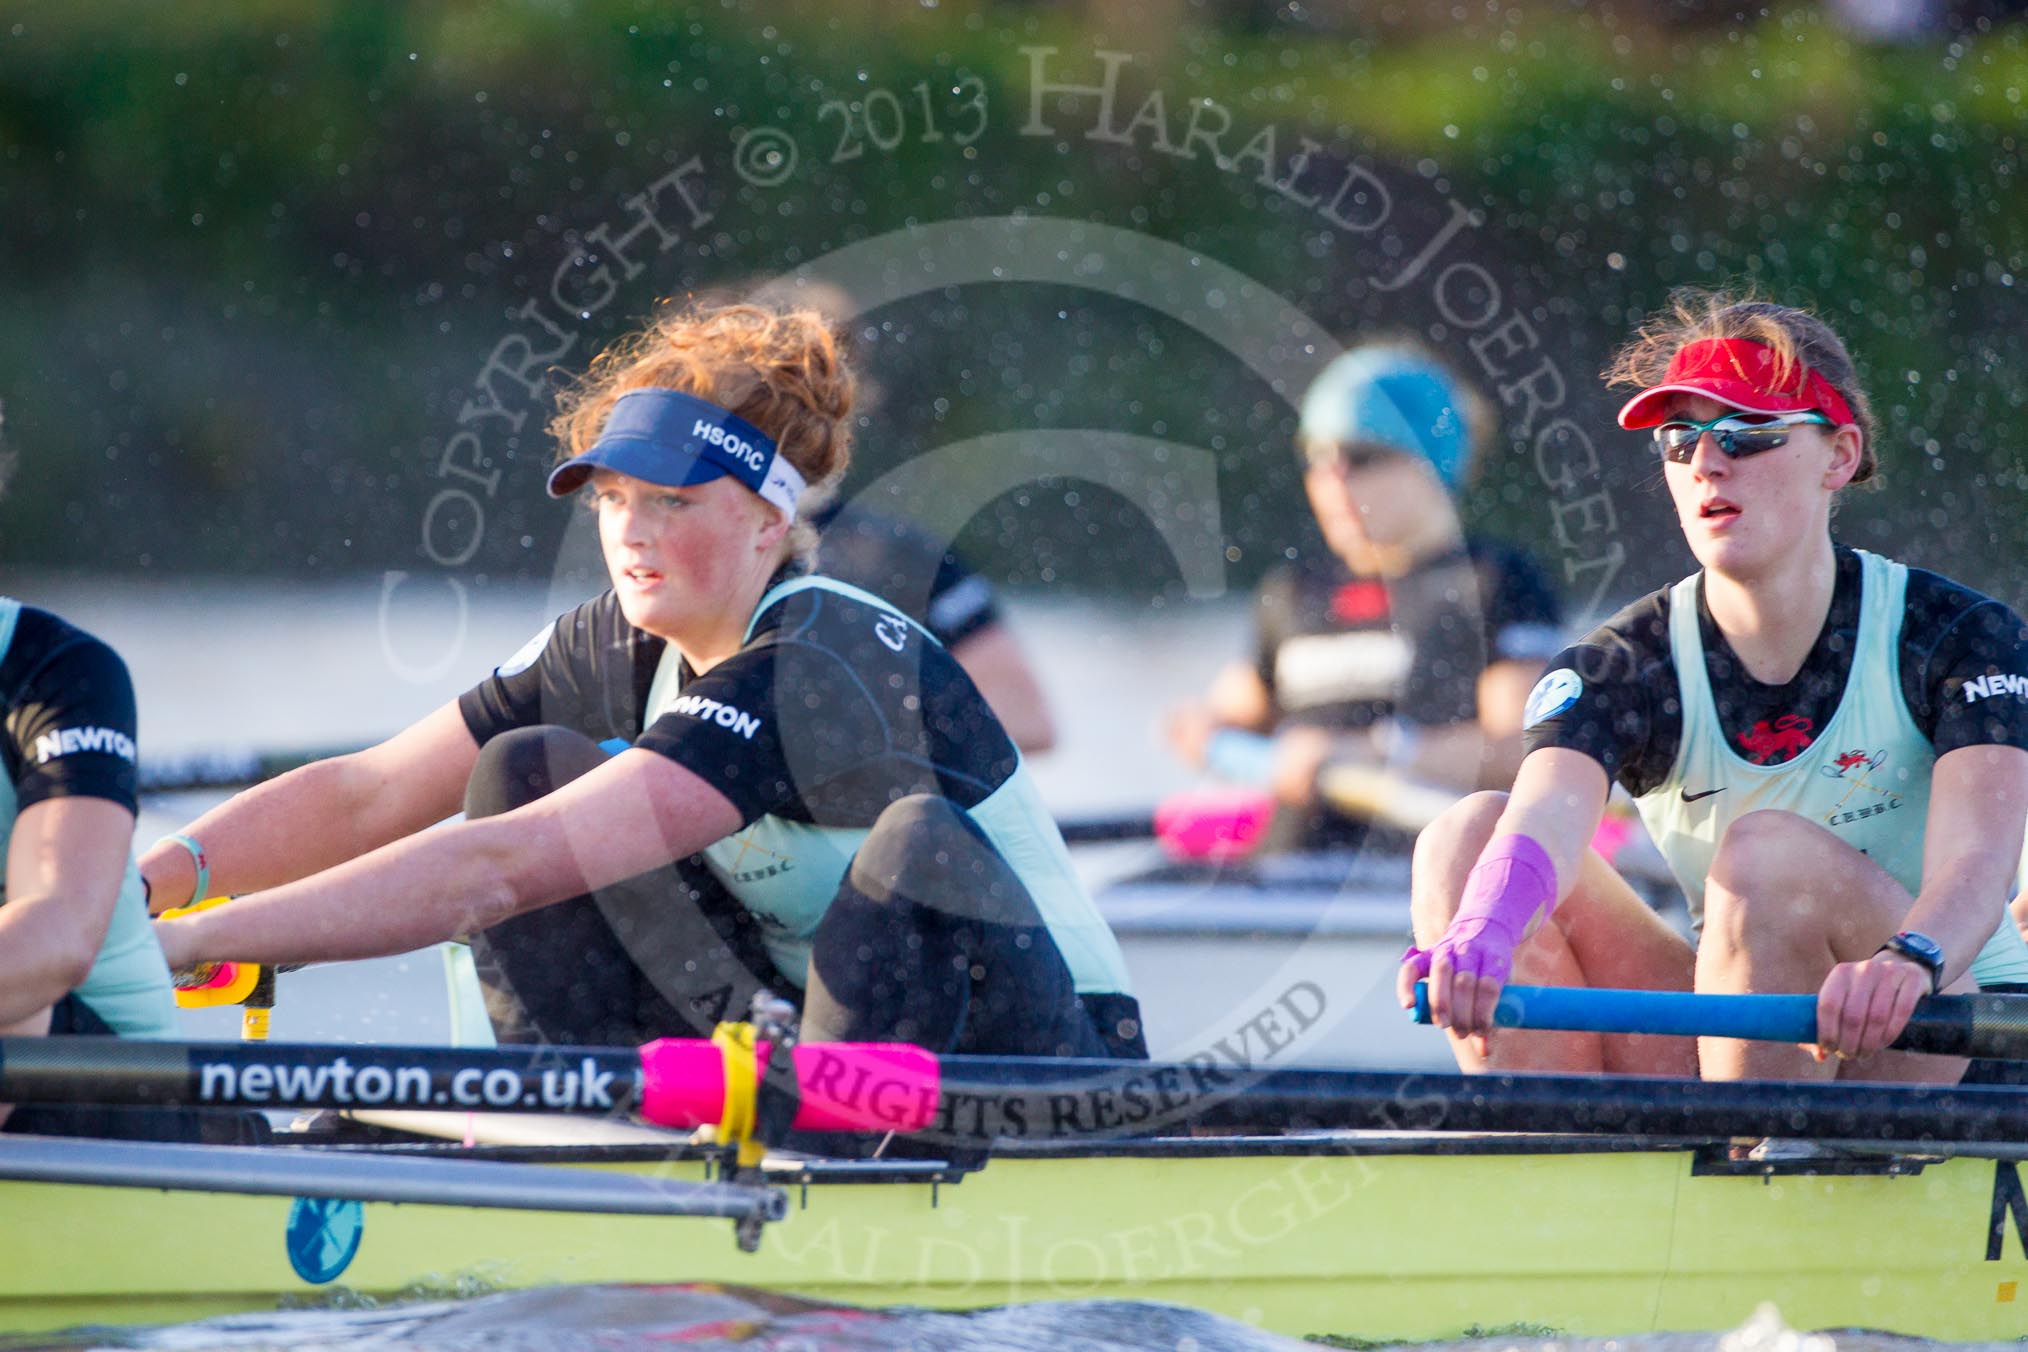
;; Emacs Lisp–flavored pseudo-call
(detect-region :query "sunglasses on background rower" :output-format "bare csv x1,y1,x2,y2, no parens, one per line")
1652,410,1835,463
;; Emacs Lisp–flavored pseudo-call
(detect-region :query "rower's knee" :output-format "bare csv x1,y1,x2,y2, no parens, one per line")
851,794,971,893
1704,810,1831,940
465,725,606,818
848,795,1035,925
1708,810,1824,892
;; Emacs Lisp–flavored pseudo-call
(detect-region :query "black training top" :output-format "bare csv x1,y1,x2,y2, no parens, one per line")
1523,546,2028,794
810,502,1001,650
1,605,139,814
459,577,1132,994
0,600,173,1036
461,584,1017,823
1253,538,1564,731
1,604,138,814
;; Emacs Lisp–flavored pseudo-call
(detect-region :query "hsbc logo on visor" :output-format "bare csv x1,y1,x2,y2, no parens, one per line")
692,419,768,475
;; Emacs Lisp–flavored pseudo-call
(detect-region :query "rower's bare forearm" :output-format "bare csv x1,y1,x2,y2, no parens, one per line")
144,703,481,910
1908,856,2019,987
2,798,137,1025
165,758,438,896
0,897,95,1026
1205,662,1274,732
158,745,743,969
1918,745,2028,984
1491,749,1612,909
162,814,572,967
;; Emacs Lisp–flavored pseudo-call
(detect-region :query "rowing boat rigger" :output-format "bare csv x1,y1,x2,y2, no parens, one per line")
4,1005,2028,1341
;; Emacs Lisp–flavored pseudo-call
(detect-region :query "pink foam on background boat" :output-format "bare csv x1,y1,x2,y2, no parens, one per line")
1154,786,1276,861
1590,814,1633,864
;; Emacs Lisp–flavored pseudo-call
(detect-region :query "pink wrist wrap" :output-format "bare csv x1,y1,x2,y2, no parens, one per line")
1402,833,1558,986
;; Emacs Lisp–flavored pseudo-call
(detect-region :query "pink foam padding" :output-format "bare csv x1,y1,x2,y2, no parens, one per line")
786,1042,941,1132
189,962,243,992
1154,786,1276,861
637,1039,728,1129
1589,815,1633,864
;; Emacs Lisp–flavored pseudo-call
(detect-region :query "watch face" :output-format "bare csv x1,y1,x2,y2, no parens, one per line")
1886,932,1946,994
1895,931,1944,967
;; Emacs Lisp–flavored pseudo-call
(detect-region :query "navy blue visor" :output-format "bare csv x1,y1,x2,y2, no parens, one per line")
546,388,807,515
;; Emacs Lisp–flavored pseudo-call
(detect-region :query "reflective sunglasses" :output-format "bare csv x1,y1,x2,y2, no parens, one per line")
1652,410,1835,464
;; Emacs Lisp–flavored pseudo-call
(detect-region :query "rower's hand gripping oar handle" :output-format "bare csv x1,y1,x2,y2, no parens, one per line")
1410,979,2028,1060
1408,980,1822,1041
159,896,266,1020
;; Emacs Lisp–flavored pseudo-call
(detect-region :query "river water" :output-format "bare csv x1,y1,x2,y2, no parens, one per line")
0,1289,1993,1351
2,577,1996,1351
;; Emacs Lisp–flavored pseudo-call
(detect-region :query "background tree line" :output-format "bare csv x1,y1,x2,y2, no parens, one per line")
4,1,2027,613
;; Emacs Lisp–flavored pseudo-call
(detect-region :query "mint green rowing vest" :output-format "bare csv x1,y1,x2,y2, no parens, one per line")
1634,551,2028,987
0,599,177,1036
642,575,1133,996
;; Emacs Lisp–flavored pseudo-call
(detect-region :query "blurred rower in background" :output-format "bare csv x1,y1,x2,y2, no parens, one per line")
768,278,1057,756
1167,340,1564,853
810,492,1056,754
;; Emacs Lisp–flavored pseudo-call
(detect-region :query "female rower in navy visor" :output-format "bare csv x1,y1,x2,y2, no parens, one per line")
1397,289,2028,1086
148,302,1145,1063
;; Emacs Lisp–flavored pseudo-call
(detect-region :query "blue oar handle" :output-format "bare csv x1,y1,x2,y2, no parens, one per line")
1410,981,1817,1042
1410,980,2028,1059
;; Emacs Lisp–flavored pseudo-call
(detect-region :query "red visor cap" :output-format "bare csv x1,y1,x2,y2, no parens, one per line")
1617,337,1857,430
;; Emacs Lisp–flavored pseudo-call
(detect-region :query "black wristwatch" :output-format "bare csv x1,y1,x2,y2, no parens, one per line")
1877,930,1946,995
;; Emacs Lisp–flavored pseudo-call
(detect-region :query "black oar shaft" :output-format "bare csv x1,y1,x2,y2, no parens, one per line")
1055,812,1156,844
1896,993,2028,1058
931,1056,2028,1145
0,1039,642,1116
16,1038,2028,1148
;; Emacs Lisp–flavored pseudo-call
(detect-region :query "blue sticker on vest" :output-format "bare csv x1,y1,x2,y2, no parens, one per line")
286,1197,364,1284
1523,667,1584,729
494,622,554,680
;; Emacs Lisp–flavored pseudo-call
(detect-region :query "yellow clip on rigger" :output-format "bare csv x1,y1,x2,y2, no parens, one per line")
710,1021,764,1168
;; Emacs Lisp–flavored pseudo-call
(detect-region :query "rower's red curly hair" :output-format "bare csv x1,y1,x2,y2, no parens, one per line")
550,301,857,553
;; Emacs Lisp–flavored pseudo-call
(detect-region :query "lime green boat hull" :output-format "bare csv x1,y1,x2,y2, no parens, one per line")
3,1139,2025,1340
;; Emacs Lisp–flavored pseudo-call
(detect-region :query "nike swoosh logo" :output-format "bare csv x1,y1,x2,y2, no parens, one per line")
1681,787,1726,802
